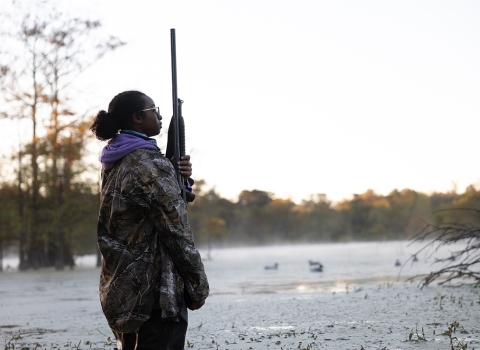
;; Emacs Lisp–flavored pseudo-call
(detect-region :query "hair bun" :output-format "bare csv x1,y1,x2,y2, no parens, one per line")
90,90,147,141
90,109,119,141
98,110,109,118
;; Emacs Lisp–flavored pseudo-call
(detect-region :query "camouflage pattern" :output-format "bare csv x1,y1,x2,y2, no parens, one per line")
97,148,209,333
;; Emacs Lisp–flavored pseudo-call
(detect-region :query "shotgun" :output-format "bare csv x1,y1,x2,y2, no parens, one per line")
166,28,187,204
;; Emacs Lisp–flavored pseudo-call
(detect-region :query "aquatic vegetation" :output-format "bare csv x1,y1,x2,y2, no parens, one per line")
436,294,447,310
408,326,427,341
2,333,115,350
3,332,24,350
402,321,474,349
441,321,471,350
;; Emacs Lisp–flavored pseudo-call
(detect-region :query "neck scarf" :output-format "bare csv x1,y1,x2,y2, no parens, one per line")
99,130,160,170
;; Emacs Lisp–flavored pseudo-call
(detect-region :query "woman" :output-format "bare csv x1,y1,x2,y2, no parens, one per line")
90,90,209,349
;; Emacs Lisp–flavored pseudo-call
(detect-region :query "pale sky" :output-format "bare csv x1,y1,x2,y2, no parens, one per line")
2,0,480,203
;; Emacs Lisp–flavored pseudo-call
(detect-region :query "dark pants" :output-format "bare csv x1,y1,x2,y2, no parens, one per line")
114,305,188,350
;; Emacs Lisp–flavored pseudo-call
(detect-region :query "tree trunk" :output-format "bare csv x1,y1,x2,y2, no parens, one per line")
28,60,42,270
0,238,3,272
17,151,28,271
55,170,64,270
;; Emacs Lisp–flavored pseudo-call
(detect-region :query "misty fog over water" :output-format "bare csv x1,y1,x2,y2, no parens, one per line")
200,241,463,294
2,241,461,294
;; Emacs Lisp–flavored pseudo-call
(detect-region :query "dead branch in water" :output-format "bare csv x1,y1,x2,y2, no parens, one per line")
407,210,480,288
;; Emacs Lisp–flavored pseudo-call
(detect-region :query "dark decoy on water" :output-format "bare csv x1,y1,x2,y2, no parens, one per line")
412,254,418,262
308,260,321,266
264,263,278,270
310,263,323,272
395,259,401,266
435,255,456,263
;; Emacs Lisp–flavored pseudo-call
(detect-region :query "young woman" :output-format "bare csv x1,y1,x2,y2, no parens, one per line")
90,90,209,349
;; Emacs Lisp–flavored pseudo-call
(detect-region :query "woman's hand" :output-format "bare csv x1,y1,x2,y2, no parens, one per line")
178,155,192,179
170,155,193,178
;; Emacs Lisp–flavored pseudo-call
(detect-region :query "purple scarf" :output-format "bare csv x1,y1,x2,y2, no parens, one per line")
99,133,158,170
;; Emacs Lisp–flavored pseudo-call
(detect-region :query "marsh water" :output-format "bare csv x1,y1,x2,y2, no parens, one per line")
2,240,460,295
201,240,462,294
1,240,476,350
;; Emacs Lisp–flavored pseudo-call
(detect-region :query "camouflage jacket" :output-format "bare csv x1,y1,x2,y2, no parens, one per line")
97,148,209,333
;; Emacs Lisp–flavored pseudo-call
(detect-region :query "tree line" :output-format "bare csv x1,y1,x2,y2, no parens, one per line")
188,185,479,247
1,167,479,270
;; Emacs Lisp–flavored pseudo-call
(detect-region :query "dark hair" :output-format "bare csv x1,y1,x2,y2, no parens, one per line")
90,90,147,141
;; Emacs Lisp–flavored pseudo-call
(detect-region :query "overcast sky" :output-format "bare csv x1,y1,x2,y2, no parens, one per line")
2,0,480,203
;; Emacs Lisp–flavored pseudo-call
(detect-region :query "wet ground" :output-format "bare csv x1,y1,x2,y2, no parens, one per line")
1,242,479,349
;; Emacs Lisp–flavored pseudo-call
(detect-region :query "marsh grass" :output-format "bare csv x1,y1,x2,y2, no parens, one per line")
408,326,427,341
441,321,472,350
2,333,114,350
401,320,474,350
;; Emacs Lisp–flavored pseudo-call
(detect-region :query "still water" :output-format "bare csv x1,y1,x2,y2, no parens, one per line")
3,240,458,294
198,240,461,295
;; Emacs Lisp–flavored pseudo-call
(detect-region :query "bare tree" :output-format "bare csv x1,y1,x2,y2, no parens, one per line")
0,0,124,269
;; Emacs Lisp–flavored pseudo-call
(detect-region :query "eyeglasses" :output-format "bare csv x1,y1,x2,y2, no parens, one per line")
135,106,160,115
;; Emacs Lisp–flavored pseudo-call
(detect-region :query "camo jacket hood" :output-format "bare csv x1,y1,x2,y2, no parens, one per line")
97,148,209,333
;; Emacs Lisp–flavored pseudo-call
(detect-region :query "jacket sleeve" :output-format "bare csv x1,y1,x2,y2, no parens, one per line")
135,154,209,303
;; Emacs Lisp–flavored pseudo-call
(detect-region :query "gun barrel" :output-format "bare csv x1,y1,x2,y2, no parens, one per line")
170,28,187,204
170,29,179,162
171,29,178,121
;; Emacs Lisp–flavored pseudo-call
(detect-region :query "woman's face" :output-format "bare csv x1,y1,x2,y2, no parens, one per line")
137,95,162,137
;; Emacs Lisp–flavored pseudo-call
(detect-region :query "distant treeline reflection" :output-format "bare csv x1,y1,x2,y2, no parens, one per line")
0,178,478,270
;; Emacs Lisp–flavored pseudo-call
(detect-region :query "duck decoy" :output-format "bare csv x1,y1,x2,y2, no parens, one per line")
264,263,278,270
308,260,321,266
310,263,323,272
395,259,401,266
